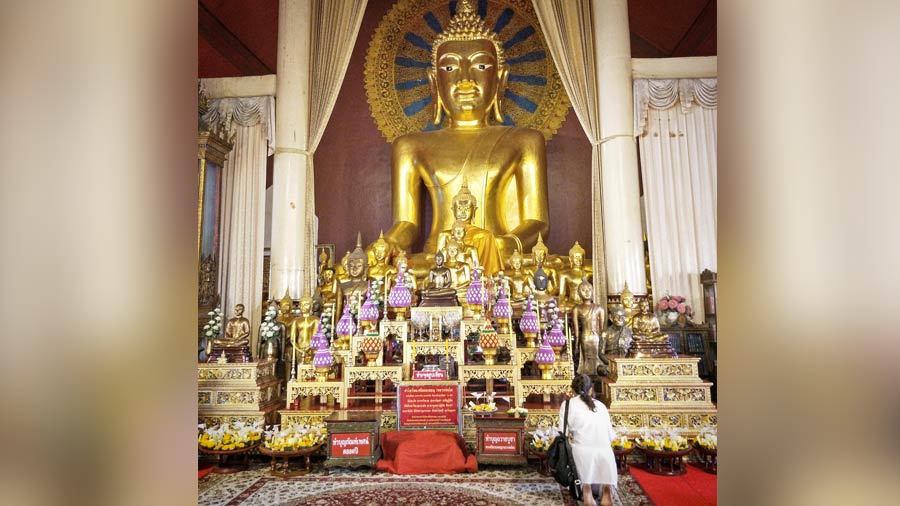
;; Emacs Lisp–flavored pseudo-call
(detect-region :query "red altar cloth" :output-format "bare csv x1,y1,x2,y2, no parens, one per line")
376,430,478,474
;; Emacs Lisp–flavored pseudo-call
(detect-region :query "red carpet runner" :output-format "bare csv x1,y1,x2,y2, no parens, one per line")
629,464,717,505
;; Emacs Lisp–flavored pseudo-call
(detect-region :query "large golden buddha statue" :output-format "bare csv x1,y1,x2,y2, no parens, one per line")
377,0,549,276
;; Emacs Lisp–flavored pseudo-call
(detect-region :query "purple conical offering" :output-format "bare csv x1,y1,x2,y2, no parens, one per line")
492,284,512,320
359,285,380,324
312,347,334,368
535,335,556,365
336,303,355,338
546,317,566,359
310,320,328,351
519,297,539,346
466,266,485,317
388,270,412,310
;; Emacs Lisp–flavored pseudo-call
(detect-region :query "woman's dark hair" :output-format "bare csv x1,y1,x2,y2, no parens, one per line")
572,373,596,411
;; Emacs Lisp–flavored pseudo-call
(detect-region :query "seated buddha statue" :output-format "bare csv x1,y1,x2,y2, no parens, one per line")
558,241,590,313
207,303,251,363
505,248,531,310
620,281,639,328
628,299,676,359
373,0,549,277
418,251,458,307
436,218,479,267
334,251,350,283
367,230,398,287
443,238,472,302
526,233,557,304
339,233,370,304
598,305,633,375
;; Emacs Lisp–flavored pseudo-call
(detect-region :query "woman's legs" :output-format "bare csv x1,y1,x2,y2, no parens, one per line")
582,484,597,506
599,485,613,506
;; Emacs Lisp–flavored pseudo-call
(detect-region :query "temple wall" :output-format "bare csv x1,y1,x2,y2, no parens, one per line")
313,0,594,260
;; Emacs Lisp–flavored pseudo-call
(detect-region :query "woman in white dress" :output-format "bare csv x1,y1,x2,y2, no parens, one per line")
559,374,617,506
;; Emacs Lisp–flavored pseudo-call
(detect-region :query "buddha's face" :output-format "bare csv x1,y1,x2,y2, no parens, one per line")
299,299,312,315
622,292,633,307
533,249,546,265
446,244,460,261
571,252,584,267
348,258,365,278
510,255,522,270
611,309,626,327
374,244,388,262
322,269,334,284
234,304,244,316
577,282,592,301
433,39,503,123
280,300,291,314
452,225,466,241
453,198,475,222
639,300,651,314
434,252,445,267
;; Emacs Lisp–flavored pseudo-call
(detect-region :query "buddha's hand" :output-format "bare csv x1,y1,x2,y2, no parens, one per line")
496,234,522,258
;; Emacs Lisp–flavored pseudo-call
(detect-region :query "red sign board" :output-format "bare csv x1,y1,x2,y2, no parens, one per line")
482,431,519,454
398,384,459,429
330,432,371,457
412,369,447,380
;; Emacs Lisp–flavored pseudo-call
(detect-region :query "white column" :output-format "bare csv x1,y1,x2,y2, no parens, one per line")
594,0,647,296
270,0,312,300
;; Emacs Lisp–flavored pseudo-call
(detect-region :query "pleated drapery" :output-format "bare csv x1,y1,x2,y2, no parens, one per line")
532,0,607,304
302,0,368,292
203,96,273,352
635,78,717,322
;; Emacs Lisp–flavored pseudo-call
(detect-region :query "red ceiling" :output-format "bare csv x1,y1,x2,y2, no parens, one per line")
199,0,716,78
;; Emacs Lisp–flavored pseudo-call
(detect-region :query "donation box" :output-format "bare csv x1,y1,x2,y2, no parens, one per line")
324,411,382,470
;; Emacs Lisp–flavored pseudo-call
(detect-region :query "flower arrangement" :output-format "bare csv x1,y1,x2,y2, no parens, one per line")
259,304,282,346
656,294,693,323
319,306,334,343
635,426,690,451
467,391,502,413
263,422,328,452
611,427,633,450
202,307,223,340
695,425,717,450
369,278,386,312
530,423,558,451
506,407,528,417
198,421,263,451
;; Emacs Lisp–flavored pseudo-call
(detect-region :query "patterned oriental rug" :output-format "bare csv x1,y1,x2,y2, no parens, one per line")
198,464,653,506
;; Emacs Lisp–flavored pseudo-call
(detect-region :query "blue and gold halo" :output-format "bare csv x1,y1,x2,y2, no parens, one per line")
365,0,570,143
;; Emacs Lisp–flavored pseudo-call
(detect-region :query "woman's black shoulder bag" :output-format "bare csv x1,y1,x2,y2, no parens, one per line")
547,399,583,501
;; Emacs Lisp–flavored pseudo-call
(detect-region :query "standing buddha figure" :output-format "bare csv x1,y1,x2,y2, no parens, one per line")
317,266,342,318
558,241,589,313
374,0,550,276
289,295,319,366
573,279,604,376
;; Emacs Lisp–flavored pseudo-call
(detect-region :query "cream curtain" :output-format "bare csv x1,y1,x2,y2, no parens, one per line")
635,78,717,323
302,0,368,292
203,96,274,353
532,0,607,305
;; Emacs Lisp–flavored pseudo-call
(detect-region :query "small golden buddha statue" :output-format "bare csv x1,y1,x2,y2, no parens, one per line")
289,295,319,365
558,241,589,313
335,251,350,283
376,0,549,275
628,299,676,359
526,233,557,303
418,251,458,307
368,230,399,285
340,233,369,303
317,266,342,317
573,279,605,376
437,219,480,267
620,281,639,328
505,248,531,309
276,290,294,328
443,238,472,302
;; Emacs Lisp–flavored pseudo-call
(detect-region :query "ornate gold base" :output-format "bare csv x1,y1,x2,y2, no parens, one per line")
627,339,677,359
482,347,497,366
538,363,554,380
363,350,380,367
392,306,408,321
523,333,537,349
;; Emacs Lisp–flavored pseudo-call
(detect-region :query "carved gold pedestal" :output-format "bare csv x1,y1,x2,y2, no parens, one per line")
198,359,282,427
286,379,345,409
601,357,717,437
